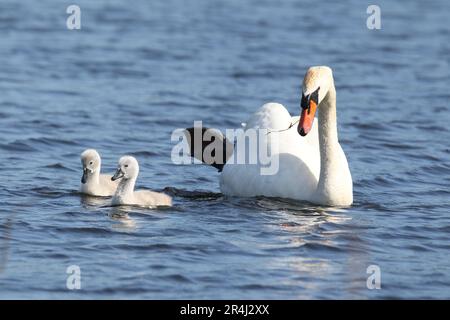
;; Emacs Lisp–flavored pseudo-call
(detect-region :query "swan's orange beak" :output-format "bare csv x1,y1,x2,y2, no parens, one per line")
298,100,317,136
298,88,319,136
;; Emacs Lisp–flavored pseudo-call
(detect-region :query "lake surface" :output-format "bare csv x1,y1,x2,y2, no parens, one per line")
0,0,449,299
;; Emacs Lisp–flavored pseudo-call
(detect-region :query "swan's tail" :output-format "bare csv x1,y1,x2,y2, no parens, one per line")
184,127,234,172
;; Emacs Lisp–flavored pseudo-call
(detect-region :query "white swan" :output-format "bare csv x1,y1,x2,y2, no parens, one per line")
111,156,172,207
185,66,353,206
80,149,118,197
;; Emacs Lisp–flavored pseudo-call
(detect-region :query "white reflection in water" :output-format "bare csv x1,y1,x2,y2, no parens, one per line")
108,207,137,232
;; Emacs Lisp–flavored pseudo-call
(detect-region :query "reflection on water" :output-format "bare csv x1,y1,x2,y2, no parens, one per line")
267,207,371,299
0,216,14,274
108,207,137,232
80,194,111,208
81,198,143,232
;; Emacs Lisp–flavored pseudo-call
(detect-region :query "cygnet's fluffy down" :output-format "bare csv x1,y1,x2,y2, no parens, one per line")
111,156,172,207
80,149,119,197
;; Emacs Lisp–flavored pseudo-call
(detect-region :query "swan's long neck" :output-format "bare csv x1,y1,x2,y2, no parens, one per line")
91,170,100,185
316,84,341,202
116,177,136,198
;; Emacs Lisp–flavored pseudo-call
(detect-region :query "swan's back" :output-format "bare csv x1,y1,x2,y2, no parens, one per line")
244,102,292,130
134,190,172,207
220,103,322,201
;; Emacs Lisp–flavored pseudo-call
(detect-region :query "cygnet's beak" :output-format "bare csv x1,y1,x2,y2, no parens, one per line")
111,168,124,181
81,168,89,184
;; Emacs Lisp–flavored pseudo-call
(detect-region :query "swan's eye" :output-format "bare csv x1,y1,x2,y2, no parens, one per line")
124,164,128,168
89,161,93,165
311,87,319,105
301,87,320,113
301,93,308,110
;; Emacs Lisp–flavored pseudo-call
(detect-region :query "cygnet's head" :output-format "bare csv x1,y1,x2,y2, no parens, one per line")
111,156,139,181
81,149,101,184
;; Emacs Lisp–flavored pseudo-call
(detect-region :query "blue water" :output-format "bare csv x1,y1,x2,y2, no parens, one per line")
0,0,449,299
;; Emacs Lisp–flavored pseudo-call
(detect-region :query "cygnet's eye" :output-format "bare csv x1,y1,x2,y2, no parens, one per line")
124,164,129,168
89,161,93,165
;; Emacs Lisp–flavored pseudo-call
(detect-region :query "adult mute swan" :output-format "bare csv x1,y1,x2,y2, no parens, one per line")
80,149,118,197
184,66,353,206
111,156,172,207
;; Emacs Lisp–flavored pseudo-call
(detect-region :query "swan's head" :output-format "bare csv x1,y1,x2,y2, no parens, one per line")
298,66,333,136
80,149,101,184
112,156,139,181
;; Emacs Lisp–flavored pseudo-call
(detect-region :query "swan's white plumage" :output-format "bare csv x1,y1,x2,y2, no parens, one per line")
80,149,118,197
220,102,320,201
115,189,172,207
111,156,172,208
219,66,353,206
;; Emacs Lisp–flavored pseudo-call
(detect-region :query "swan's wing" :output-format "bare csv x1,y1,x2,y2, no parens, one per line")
183,127,234,172
245,103,292,130
183,103,295,172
